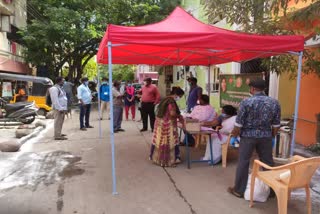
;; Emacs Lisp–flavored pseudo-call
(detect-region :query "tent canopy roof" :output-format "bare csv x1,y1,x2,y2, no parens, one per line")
97,7,304,65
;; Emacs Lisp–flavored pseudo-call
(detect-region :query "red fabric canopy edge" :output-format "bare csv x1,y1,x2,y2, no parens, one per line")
97,6,305,65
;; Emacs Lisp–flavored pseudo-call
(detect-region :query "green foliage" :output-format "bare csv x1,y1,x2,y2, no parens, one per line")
20,0,181,82
97,65,136,81
201,0,320,77
113,65,135,81
83,58,97,80
307,143,320,155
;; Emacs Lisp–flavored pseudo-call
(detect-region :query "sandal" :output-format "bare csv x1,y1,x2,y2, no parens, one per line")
227,187,243,198
175,157,182,164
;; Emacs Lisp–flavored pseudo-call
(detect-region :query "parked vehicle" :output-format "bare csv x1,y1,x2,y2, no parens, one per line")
0,97,38,124
0,73,53,116
132,83,142,93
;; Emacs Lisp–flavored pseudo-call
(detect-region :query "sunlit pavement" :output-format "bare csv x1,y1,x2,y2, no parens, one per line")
0,110,319,214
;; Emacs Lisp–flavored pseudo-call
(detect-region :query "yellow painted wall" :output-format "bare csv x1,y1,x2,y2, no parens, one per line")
278,73,296,118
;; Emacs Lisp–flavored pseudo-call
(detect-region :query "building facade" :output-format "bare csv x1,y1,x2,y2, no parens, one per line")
0,0,29,74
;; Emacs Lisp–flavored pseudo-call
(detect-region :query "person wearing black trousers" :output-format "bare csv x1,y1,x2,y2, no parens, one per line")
140,78,160,132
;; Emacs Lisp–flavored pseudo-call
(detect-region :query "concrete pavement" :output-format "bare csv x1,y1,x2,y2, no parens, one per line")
0,110,319,214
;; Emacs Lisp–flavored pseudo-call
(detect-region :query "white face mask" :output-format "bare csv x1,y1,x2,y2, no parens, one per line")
196,100,200,105
84,81,89,86
221,113,227,118
174,96,181,101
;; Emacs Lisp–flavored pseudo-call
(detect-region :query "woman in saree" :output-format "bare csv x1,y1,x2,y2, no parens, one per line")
149,87,185,167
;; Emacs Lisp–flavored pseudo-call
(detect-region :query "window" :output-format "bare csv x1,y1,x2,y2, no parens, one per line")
206,66,220,93
0,15,10,32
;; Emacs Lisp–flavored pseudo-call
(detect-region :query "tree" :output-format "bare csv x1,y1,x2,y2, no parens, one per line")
201,0,320,77
96,65,136,82
20,0,181,82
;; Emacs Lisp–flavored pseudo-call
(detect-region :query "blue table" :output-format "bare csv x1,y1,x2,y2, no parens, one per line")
179,127,216,169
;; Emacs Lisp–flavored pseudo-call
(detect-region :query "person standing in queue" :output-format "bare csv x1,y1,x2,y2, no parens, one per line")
49,77,68,140
77,77,93,131
99,77,110,120
124,80,136,121
140,77,160,132
112,81,125,133
227,79,281,198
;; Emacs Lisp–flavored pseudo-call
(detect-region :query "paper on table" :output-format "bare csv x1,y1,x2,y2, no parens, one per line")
200,126,214,131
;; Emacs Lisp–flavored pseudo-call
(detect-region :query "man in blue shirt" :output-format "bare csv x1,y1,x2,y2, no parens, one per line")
186,77,202,113
99,77,110,120
77,77,93,131
228,79,281,198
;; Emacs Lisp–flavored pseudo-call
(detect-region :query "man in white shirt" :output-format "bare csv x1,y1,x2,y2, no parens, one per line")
77,77,93,131
49,77,68,140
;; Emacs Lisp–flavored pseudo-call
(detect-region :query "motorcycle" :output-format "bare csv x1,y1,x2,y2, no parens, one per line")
0,97,38,124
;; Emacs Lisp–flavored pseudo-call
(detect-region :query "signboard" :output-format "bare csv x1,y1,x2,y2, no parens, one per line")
219,73,263,108
2,81,12,97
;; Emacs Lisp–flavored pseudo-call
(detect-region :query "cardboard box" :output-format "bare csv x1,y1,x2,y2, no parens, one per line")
185,118,200,132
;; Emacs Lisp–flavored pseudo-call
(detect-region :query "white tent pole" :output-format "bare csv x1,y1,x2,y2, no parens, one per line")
108,41,118,195
207,65,211,96
290,51,303,157
97,63,102,139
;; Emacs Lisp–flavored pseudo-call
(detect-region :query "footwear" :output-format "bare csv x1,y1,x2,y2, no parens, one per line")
117,128,125,132
61,134,67,137
99,118,103,120
114,130,119,133
140,129,147,132
151,129,154,132
80,128,87,131
86,125,94,128
179,142,186,146
55,137,68,140
175,157,182,164
227,187,243,198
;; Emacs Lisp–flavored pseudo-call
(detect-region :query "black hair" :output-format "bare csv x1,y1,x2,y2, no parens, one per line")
190,77,197,84
113,81,120,87
144,77,152,82
222,105,237,116
55,76,63,84
64,77,69,82
102,77,108,81
81,77,89,83
200,94,209,104
171,87,184,96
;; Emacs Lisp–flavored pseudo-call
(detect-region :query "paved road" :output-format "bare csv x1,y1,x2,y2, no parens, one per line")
0,110,319,214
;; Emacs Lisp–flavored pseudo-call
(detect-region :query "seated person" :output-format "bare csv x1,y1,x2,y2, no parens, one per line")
201,105,237,164
16,86,27,102
181,94,217,146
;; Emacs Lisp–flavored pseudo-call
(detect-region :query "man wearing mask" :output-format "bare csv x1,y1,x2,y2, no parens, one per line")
77,77,93,131
187,77,202,113
49,77,68,140
228,79,281,198
112,81,125,132
140,77,160,132
99,77,110,120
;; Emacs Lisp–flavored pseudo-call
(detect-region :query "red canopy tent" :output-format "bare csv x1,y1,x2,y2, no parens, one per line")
96,7,305,194
97,7,304,65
